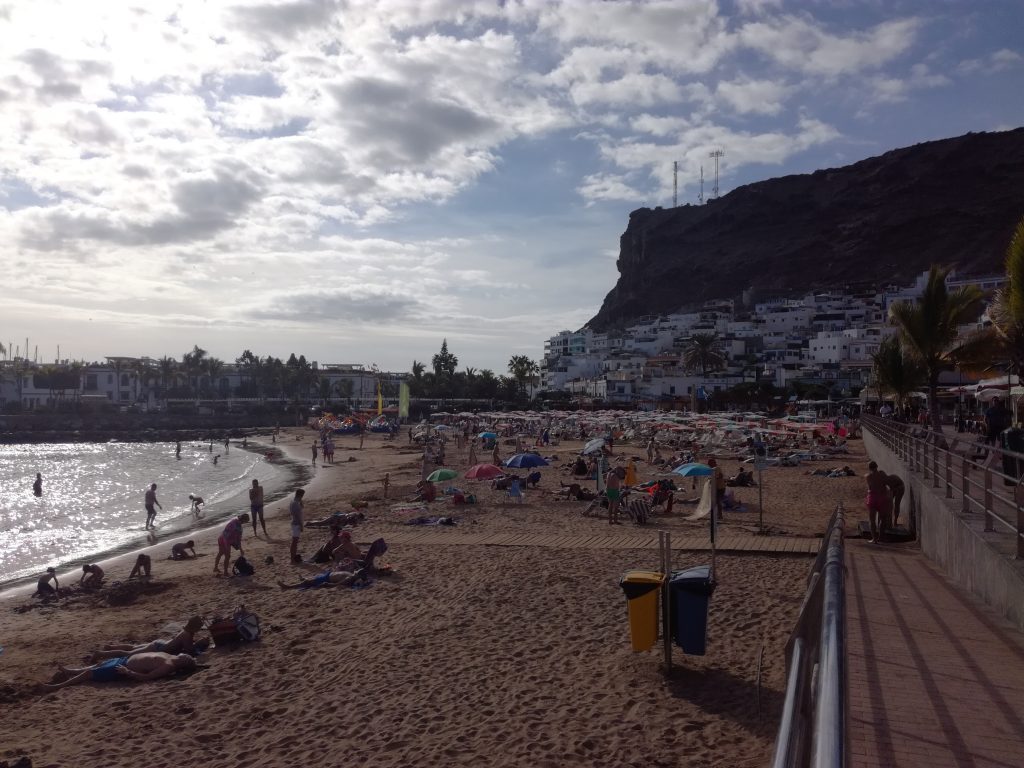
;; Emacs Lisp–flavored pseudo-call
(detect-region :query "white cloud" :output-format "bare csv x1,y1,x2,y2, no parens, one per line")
577,173,645,205
957,48,1022,75
716,77,793,115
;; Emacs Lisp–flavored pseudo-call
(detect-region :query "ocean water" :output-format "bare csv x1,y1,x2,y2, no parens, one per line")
0,441,307,586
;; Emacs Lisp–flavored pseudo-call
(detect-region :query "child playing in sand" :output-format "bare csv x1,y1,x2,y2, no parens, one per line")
80,564,105,589
128,554,152,579
189,494,205,517
171,540,196,560
35,567,58,598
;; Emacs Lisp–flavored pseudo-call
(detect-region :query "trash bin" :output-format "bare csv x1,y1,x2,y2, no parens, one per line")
1000,427,1024,486
669,565,716,655
620,570,664,652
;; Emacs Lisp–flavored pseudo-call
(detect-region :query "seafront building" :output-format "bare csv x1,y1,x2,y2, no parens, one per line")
540,269,1003,408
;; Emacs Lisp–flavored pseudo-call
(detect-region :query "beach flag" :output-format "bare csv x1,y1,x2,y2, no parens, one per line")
399,382,409,419
377,379,383,415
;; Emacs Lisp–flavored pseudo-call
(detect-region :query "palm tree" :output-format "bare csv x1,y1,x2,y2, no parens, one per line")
889,265,984,430
682,333,727,377
871,335,925,414
182,345,207,398
508,355,539,399
206,357,225,397
158,356,176,401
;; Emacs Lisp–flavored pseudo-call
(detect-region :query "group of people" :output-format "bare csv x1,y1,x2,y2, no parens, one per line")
864,461,906,543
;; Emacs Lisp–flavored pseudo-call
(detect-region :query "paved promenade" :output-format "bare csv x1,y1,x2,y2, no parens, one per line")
846,540,1024,768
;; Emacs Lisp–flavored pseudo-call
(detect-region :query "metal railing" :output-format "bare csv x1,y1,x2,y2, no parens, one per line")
771,503,847,768
862,414,1024,558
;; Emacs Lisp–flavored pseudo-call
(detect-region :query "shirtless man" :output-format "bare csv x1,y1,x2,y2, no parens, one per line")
89,617,204,662
865,461,891,543
605,467,623,525
80,563,105,589
885,474,906,528
44,652,197,690
144,483,162,529
277,569,366,590
249,479,266,536
331,530,363,565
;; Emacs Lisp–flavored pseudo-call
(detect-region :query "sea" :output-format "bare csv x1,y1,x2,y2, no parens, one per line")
0,440,309,587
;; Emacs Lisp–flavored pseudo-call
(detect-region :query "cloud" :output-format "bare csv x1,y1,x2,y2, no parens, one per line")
577,173,645,205
957,48,1022,75
716,77,793,115
248,288,427,323
738,16,920,76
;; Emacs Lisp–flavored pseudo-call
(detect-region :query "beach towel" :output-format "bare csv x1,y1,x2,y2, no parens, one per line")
624,495,651,525
406,516,456,526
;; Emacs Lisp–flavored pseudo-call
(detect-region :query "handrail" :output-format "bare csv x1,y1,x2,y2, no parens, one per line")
861,414,1024,558
771,503,847,768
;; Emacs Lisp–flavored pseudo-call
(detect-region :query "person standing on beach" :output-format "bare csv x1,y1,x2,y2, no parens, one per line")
175,441,181,460
249,479,266,536
289,489,305,563
605,467,623,525
33,472,43,497
311,440,318,466
224,438,230,453
144,483,162,529
214,514,249,576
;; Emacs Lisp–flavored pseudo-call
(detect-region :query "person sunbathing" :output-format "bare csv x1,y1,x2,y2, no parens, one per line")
44,652,197,689
89,617,205,662
80,564,105,589
306,511,366,528
312,528,346,563
170,541,196,560
277,569,367,590
331,530,362,564
560,482,596,501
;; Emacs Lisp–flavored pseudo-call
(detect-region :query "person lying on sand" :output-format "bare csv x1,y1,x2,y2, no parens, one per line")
560,482,596,501
306,511,366,529
80,564,105,589
277,569,367,590
44,652,197,690
170,541,196,560
89,617,205,662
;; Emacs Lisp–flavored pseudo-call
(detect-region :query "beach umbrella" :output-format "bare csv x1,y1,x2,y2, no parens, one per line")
672,462,715,477
427,468,458,482
465,463,504,480
505,453,549,469
479,431,498,439
581,437,606,455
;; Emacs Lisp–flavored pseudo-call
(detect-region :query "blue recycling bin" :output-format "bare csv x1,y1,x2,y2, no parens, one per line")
669,565,716,655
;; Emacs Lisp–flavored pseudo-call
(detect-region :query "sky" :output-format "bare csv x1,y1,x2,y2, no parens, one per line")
0,0,1021,374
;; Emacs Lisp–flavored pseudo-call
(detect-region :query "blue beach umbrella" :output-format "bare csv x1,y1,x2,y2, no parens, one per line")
478,431,498,439
672,462,715,477
504,453,549,469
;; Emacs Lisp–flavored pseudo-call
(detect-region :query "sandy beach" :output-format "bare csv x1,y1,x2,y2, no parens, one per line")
1,427,870,767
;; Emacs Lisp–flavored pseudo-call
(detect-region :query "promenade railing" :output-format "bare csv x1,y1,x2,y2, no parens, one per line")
861,414,1024,559
771,502,847,768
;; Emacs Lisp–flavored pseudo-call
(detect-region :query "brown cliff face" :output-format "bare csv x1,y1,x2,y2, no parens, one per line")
587,128,1024,331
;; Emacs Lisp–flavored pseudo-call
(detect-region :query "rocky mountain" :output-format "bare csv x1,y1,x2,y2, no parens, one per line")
587,128,1024,331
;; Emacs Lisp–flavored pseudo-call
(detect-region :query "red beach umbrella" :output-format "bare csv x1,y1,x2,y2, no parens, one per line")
465,463,505,480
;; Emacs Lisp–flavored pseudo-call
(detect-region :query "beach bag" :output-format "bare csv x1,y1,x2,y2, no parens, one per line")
232,556,255,576
209,610,261,646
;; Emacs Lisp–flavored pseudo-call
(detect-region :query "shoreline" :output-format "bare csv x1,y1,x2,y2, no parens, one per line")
0,437,316,597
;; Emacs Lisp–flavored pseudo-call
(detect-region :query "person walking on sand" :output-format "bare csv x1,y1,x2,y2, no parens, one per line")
289,488,305,563
249,479,267,536
214,514,249,576
144,483,162,529
33,472,43,497
224,437,230,453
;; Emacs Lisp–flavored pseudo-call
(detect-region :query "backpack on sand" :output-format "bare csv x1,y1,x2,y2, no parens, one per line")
232,555,255,576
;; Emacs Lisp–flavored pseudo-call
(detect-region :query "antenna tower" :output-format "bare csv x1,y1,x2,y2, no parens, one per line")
698,165,704,204
673,160,678,207
709,149,724,198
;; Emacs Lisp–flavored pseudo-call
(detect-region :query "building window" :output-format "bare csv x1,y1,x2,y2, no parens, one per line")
107,374,113,384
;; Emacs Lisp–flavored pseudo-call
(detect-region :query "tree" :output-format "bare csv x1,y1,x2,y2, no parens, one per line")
871,335,925,413
182,345,207,397
889,265,984,430
206,357,225,396
158,356,177,401
431,339,458,378
508,355,539,399
682,333,727,377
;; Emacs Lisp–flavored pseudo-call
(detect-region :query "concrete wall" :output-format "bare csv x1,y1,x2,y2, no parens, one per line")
864,429,1024,632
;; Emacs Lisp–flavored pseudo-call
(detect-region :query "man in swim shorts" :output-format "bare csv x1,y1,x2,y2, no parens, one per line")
44,652,197,689
144,483,162,529
865,461,891,543
605,466,623,525
90,616,205,661
249,479,266,536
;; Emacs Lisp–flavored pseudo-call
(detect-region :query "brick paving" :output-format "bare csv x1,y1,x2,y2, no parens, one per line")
846,541,1024,768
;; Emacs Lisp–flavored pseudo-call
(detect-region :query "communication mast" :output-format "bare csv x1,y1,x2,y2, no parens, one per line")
709,149,724,199
673,160,678,207
698,165,704,204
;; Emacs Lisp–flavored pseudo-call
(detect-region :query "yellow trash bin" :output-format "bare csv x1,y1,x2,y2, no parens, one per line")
620,570,664,652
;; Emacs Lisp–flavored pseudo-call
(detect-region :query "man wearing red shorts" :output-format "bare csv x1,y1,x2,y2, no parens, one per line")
865,461,891,543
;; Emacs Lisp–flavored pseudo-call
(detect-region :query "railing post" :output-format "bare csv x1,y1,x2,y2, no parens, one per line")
932,438,940,488
922,437,929,480
1017,499,1024,560
945,447,953,499
984,469,994,532
962,457,971,514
